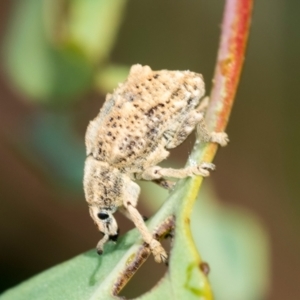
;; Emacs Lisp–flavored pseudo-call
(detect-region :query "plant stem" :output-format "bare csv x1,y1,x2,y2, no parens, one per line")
203,0,253,161
180,0,253,235
115,0,254,295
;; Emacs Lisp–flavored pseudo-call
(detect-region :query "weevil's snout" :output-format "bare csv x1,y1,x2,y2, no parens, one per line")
89,207,119,255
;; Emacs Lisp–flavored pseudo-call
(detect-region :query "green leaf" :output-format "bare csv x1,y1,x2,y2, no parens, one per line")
0,236,140,300
142,177,270,300
140,158,270,300
3,0,126,106
63,0,127,63
95,64,131,94
138,179,213,300
20,111,86,193
0,177,212,300
191,191,270,300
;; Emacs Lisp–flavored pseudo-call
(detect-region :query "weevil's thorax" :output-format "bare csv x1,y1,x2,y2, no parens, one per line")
84,156,127,209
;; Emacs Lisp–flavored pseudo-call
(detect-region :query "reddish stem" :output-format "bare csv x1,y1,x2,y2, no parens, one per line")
207,0,253,131
115,0,254,294
203,0,253,161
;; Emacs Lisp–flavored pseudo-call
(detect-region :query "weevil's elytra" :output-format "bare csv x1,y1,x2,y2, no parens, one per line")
84,64,228,263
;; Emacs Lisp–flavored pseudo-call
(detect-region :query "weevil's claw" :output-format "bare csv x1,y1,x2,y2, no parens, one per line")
154,251,168,264
210,132,229,147
161,252,169,266
195,162,215,177
200,162,216,171
164,256,169,267
149,239,168,264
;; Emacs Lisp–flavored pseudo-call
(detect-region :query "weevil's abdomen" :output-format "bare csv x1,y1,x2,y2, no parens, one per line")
85,65,205,170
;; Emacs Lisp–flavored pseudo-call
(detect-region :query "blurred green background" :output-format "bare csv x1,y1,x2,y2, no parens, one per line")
0,0,299,299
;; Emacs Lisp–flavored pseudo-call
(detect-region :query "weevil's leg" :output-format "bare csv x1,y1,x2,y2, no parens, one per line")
119,207,148,222
152,178,175,190
197,96,229,146
122,200,168,264
141,162,215,181
165,103,229,150
165,110,203,149
118,206,132,220
162,97,209,150
196,117,229,147
197,96,210,112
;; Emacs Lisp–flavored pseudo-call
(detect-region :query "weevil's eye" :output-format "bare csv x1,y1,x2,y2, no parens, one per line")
97,212,109,220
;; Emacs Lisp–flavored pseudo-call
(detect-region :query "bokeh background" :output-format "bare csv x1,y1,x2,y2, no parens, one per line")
0,1,299,299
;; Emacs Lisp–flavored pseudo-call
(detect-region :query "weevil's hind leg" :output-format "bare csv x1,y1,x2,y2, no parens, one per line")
165,98,228,149
121,200,168,263
141,162,215,181
164,110,203,149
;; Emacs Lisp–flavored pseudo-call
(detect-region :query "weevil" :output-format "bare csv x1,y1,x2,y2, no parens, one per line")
84,64,228,263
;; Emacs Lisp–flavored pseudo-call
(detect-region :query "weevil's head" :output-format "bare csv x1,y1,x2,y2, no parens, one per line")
84,158,141,255
89,205,119,254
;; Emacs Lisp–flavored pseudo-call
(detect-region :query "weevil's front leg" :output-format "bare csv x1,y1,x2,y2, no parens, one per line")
121,180,167,263
141,162,215,181
122,200,168,263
